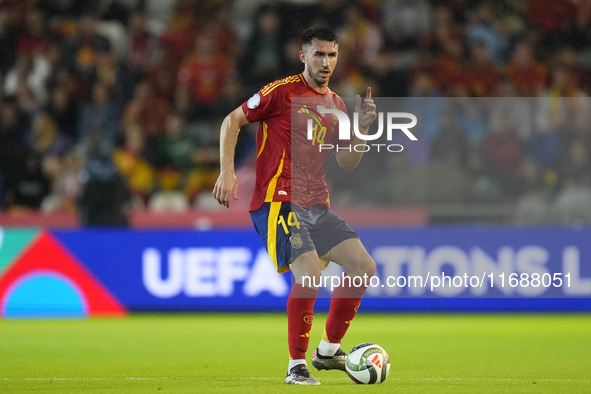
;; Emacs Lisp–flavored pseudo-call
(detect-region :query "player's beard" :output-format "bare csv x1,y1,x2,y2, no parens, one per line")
309,68,331,87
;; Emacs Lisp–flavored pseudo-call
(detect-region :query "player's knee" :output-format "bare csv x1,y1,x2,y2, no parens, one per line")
347,255,376,279
295,268,321,288
362,256,376,278
297,274,321,288
291,254,322,287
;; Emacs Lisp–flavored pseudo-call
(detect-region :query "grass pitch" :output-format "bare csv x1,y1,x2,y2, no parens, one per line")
1,314,590,393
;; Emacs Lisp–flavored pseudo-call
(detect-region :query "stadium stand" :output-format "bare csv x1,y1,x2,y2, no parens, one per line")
1,0,591,225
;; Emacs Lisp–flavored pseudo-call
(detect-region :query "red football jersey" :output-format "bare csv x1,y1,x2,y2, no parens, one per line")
242,74,348,212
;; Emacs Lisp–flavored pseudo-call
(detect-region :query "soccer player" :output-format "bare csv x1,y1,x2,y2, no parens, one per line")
213,26,377,385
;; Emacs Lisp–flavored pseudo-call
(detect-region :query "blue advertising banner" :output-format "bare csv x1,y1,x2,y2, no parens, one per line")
49,227,591,312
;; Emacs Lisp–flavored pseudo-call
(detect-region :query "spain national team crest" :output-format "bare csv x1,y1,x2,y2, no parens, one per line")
290,233,303,249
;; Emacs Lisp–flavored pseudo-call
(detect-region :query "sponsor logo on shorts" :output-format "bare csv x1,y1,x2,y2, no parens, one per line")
290,233,303,249
303,315,314,324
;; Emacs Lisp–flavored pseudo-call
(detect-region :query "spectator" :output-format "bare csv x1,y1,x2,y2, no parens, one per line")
527,128,564,171
384,150,473,205
17,7,48,56
95,48,134,106
0,8,18,78
312,0,346,30
158,1,197,64
506,41,547,96
535,66,590,137
519,156,548,195
198,6,238,59
483,114,524,197
405,73,445,140
3,154,50,210
526,0,575,54
123,80,169,137
217,77,247,125
178,36,232,120
463,41,499,97
514,157,551,225
160,112,219,201
112,123,156,201
59,152,84,205
4,54,51,105
0,95,28,139
39,151,84,213
465,3,508,62
64,10,112,100
390,119,431,167
432,39,464,95
39,0,88,20
384,153,427,205
422,5,463,53
161,112,196,173
29,111,71,158
126,10,154,76
468,146,505,203
146,44,178,102
551,177,591,224
337,5,383,73
2,0,591,220
489,79,534,141
383,0,432,48
454,96,487,145
557,141,591,189
571,0,591,50
48,67,82,104
79,154,131,226
78,82,120,152
15,85,41,124
431,110,470,166
552,46,591,94
47,85,79,143
144,0,176,35
43,40,66,90
0,97,29,186
240,9,283,91
64,11,111,68
41,152,82,212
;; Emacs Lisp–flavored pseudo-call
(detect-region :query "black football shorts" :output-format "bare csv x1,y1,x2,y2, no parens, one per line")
250,202,359,273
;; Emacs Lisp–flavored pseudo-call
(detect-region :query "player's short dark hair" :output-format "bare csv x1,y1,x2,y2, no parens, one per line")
302,26,339,48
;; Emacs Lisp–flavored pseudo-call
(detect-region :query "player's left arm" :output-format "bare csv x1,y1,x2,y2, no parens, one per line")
335,87,377,171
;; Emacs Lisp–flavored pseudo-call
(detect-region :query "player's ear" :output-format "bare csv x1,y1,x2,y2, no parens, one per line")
299,50,306,64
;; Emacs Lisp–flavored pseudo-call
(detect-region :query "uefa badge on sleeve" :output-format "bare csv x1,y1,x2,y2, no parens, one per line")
247,93,260,109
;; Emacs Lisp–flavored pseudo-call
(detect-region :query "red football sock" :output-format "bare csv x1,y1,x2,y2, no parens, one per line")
287,283,318,359
324,278,367,343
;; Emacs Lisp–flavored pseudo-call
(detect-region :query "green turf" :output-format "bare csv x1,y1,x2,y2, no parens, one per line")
1,314,590,393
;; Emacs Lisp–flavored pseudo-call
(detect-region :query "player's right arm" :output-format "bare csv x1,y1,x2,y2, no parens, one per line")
214,79,284,207
213,106,250,207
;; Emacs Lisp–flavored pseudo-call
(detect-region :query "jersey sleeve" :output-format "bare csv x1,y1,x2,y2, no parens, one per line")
331,97,351,153
241,84,284,123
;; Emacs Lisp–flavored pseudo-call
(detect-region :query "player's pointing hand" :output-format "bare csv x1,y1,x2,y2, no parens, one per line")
355,87,377,130
213,172,238,208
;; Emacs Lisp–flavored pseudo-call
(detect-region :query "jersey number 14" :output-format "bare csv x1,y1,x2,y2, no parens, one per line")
278,212,301,234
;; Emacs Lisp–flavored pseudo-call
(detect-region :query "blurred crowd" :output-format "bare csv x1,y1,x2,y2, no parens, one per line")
1,0,591,224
